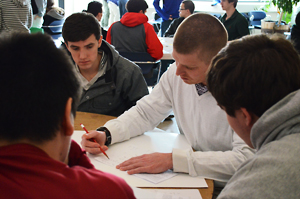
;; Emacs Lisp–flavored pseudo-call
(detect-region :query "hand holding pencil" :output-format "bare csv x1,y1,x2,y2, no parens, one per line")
80,123,110,159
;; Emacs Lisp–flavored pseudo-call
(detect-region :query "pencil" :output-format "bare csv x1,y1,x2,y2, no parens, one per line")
80,123,109,159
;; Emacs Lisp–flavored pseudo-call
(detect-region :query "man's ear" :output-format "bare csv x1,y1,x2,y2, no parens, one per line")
96,12,102,21
240,108,258,128
62,98,74,136
98,35,103,48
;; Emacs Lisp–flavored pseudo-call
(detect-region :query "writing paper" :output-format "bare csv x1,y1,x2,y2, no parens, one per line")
131,187,202,199
72,130,207,188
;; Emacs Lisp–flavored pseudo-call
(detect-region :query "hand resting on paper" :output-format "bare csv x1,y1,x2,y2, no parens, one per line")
81,130,108,154
116,152,173,174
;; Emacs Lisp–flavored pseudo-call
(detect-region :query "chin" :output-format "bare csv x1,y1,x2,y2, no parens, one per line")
182,79,193,84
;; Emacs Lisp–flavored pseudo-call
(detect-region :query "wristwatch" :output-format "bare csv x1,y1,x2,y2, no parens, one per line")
96,127,111,146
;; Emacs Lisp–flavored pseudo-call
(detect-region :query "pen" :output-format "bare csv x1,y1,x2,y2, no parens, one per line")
80,123,109,159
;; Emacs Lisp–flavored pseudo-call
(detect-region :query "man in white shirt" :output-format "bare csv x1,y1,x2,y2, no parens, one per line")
81,13,255,191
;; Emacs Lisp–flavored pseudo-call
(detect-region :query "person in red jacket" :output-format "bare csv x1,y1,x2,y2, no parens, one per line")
0,32,135,199
106,0,163,60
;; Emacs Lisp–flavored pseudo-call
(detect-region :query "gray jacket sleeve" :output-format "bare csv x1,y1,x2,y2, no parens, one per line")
34,0,47,17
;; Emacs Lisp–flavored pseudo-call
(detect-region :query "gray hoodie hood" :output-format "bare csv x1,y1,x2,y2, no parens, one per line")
47,7,65,20
251,89,300,150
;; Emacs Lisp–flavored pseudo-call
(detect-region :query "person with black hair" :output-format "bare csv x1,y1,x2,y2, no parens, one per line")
164,0,194,37
0,32,135,199
83,1,107,39
153,0,183,37
107,0,163,60
62,12,148,117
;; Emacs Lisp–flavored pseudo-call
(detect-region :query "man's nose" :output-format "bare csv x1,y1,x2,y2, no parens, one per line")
175,64,184,76
79,49,87,59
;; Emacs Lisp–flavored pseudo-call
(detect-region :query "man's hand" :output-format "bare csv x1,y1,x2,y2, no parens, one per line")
34,15,42,20
116,153,173,174
81,130,108,154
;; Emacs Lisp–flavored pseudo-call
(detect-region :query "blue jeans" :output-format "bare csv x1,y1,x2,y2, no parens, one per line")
160,20,172,37
119,0,127,17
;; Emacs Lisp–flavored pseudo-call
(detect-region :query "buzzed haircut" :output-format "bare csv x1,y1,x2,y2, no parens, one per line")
126,0,148,13
207,34,300,117
182,0,195,14
62,12,101,44
0,32,80,143
173,13,228,65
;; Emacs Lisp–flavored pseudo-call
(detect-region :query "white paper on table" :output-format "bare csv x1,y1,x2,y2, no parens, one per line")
94,143,178,184
133,170,178,184
72,130,208,188
131,187,202,199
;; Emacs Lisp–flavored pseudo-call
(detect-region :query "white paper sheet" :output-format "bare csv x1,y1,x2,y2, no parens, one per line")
94,143,178,184
72,130,208,188
131,187,202,199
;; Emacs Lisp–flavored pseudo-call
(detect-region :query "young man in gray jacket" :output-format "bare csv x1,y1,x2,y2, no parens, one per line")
62,12,148,117
207,34,300,198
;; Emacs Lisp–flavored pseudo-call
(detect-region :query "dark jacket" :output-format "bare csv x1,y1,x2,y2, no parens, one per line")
164,17,184,37
77,40,149,117
291,24,300,53
220,10,249,41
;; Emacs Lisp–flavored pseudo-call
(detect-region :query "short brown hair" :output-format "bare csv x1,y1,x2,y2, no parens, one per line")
173,13,228,65
207,34,300,117
228,0,238,8
182,0,195,14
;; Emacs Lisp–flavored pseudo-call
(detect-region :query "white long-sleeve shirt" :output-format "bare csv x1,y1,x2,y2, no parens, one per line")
104,63,255,186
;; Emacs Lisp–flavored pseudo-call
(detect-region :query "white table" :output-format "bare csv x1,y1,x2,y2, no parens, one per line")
158,37,174,60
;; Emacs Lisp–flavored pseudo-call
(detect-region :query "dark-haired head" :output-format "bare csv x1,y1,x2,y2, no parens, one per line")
85,1,103,17
62,12,101,44
0,32,80,143
126,0,148,13
182,0,195,14
207,34,300,117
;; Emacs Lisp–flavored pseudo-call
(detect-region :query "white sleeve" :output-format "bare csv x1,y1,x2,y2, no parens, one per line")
104,67,174,144
173,131,255,183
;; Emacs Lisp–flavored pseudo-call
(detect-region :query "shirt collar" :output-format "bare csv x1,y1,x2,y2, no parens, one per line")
76,50,108,90
195,83,208,96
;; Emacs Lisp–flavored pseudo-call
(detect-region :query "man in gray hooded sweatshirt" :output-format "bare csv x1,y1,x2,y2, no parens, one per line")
207,34,300,198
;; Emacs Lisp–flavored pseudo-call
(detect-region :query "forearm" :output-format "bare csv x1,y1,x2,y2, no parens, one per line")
105,82,173,144
173,146,254,182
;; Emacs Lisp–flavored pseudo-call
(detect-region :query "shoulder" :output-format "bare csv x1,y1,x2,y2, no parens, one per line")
68,167,134,198
235,10,248,22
